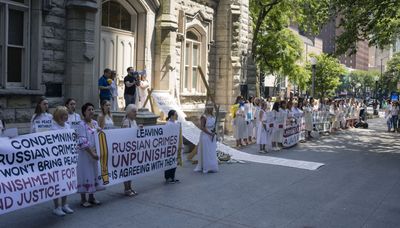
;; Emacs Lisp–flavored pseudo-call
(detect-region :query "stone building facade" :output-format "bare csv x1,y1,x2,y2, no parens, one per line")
0,0,255,132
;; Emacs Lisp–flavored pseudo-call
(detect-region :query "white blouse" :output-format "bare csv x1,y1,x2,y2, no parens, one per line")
31,113,53,133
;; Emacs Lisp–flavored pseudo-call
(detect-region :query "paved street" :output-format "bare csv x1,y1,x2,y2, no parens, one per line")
1,118,400,228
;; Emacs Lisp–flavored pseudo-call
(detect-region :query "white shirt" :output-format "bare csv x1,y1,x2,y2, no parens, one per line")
67,113,82,129
31,113,53,133
111,80,118,97
122,118,137,128
51,122,71,130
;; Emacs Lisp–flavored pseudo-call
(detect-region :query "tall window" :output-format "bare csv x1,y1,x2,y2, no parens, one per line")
0,0,30,88
102,1,132,32
183,30,204,94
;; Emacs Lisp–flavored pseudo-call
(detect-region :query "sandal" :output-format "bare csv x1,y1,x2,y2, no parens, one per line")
80,201,92,208
88,199,101,205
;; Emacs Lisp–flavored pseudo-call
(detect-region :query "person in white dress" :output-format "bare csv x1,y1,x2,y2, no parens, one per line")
138,73,150,109
271,102,281,150
233,96,248,147
303,100,313,138
65,98,82,131
120,104,140,196
257,101,269,153
275,101,288,150
110,71,119,111
31,96,53,133
244,97,255,144
253,97,261,141
164,109,183,183
194,103,218,174
331,102,340,131
51,106,74,216
76,103,103,207
98,100,114,130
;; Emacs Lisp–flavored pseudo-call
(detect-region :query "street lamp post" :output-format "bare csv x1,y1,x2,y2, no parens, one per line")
310,57,317,98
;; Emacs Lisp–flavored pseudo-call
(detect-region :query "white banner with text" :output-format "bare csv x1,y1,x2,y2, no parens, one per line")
0,129,78,215
95,124,180,186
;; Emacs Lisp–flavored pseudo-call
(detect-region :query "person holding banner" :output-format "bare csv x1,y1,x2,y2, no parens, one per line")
31,96,53,133
98,100,115,129
194,103,218,174
121,104,139,196
51,106,75,216
65,98,82,130
164,109,182,183
77,103,103,207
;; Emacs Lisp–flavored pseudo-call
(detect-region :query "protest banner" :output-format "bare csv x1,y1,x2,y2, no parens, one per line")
151,91,324,170
95,124,180,186
0,129,78,215
282,119,300,148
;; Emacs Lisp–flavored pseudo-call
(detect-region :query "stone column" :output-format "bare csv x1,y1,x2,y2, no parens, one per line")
153,0,177,92
64,0,98,108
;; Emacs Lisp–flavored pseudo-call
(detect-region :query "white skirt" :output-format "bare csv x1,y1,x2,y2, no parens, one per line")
233,117,247,139
247,121,254,138
194,132,218,173
77,150,104,193
257,122,267,144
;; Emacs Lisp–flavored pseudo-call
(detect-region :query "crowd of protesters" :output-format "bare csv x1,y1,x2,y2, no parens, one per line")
231,95,369,153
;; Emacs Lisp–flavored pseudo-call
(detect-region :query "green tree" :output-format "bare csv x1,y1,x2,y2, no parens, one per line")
331,0,400,55
308,54,345,98
348,70,379,98
250,0,331,95
257,28,310,91
382,53,400,95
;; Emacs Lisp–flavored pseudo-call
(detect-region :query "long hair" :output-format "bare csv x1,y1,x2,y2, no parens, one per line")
33,96,48,121
100,100,111,116
166,110,177,121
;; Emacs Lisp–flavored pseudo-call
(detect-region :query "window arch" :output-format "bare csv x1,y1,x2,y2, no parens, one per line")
102,1,132,31
183,29,205,94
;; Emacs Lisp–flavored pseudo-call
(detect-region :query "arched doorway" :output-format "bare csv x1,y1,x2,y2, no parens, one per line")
100,0,146,110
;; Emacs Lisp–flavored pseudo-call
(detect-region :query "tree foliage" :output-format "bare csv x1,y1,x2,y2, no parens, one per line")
257,28,310,90
331,0,400,55
307,54,345,98
382,52,400,94
250,0,331,95
347,70,380,98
